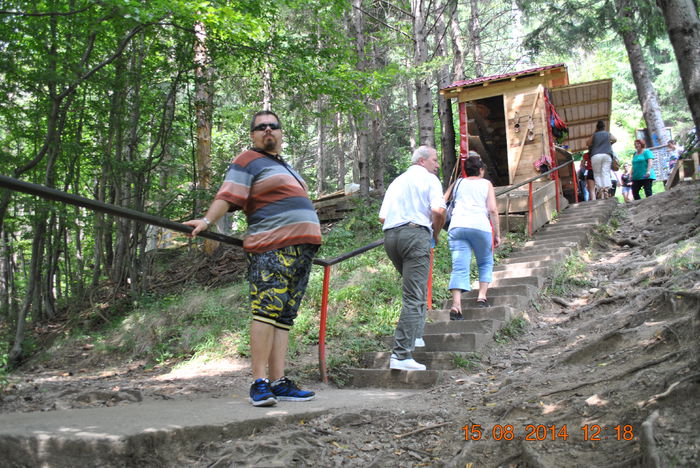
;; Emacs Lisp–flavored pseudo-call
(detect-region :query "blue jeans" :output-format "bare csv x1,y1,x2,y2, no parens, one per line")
448,227,493,291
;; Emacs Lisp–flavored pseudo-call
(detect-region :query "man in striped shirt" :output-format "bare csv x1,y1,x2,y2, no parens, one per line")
185,110,322,407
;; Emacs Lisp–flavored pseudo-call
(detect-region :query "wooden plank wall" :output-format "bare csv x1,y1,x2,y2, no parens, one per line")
504,85,550,185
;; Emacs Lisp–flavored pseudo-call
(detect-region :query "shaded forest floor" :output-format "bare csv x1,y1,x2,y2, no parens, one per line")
2,182,700,467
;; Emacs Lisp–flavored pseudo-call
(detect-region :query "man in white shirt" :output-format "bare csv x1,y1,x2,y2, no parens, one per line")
379,146,446,371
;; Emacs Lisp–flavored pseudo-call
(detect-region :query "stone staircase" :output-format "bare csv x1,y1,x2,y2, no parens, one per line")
349,198,618,389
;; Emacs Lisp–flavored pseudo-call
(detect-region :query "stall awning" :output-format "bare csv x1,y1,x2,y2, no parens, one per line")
549,79,613,153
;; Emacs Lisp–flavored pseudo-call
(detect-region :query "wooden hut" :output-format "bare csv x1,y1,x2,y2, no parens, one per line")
439,64,613,232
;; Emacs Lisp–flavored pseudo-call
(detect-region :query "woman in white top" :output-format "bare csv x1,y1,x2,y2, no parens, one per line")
446,154,501,319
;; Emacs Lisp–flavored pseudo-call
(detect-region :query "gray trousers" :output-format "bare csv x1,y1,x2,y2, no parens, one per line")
384,224,430,360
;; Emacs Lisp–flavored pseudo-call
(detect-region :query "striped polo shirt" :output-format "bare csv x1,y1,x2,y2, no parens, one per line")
214,149,322,253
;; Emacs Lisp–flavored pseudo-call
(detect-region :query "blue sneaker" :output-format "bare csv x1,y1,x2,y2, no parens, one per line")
249,378,277,407
271,377,315,401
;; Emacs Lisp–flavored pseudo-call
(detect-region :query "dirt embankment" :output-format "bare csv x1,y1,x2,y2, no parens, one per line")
2,182,699,467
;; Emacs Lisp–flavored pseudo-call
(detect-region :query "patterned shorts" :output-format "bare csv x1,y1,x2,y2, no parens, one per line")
246,244,319,330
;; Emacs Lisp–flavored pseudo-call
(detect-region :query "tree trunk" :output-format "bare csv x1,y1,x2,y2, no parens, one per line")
350,0,371,195
405,71,417,151
0,230,13,322
469,0,484,77
412,0,435,147
657,0,700,133
435,9,457,185
335,112,346,191
450,0,465,81
316,100,326,195
370,100,385,192
263,59,273,110
616,0,668,146
194,20,214,214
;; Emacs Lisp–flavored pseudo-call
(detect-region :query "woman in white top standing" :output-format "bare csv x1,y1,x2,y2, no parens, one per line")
585,120,617,199
447,154,501,319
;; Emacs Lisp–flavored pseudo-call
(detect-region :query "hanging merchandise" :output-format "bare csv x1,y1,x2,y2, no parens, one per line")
545,91,568,144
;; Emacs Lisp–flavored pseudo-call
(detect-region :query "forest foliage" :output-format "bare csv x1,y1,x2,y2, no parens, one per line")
0,0,696,369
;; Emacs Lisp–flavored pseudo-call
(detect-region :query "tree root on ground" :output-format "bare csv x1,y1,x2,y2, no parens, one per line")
641,373,700,408
538,351,681,398
550,296,573,308
562,294,627,322
648,225,700,254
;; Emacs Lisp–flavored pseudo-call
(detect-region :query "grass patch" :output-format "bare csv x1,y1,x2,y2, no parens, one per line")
545,252,592,296
452,352,481,371
494,317,528,344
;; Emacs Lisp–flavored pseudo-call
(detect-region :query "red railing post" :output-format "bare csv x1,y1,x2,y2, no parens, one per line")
427,248,434,308
554,171,561,212
528,181,534,237
572,162,579,203
318,265,331,384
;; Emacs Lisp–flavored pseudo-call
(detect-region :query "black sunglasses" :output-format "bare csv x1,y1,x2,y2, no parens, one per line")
253,122,281,131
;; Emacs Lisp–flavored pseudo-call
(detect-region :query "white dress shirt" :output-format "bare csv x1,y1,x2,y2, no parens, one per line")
379,165,446,233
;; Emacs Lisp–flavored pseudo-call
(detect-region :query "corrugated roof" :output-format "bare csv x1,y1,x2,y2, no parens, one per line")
549,79,613,153
441,63,567,92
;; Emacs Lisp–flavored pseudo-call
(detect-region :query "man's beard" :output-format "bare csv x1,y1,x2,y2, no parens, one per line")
263,136,277,152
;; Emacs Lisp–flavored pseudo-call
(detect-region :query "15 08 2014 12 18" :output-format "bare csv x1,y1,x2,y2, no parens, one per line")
461,424,635,441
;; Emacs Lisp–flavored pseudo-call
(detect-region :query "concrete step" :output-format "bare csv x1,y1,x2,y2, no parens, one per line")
521,239,584,249
567,199,618,210
459,284,538,299
383,331,492,353
533,230,590,243
494,259,555,271
361,351,482,370
421,332,491,352
506,247,573,259
490,275,545,288
497,253,566,265
537,224,599,237
442,294,530,310
546,216,606,226
349,368,440,388
424,318,501,335
0,389,423,466
429,305,517,322
557,206,613,218
491,266,550,281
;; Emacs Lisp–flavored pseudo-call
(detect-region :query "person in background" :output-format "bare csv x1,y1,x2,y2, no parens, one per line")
631,139,656,199
667,139,681,173
577,161,589,202
582,152,596,201
609,166,621,198
446,154,501,318
185,110,322,407
620,163,634,202
379,146,446,371
586,120,617,200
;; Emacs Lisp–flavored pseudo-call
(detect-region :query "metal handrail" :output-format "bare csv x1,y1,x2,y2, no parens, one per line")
491,159,577,236
494,159,574,197
0,174,243,246
312,238,385,383
0,173,385,384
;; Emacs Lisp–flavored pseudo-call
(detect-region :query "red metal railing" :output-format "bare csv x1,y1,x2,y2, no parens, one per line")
312,240,436,383
495,159,577,237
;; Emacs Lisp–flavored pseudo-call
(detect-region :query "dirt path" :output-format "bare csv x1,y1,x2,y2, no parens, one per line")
2,182,699,467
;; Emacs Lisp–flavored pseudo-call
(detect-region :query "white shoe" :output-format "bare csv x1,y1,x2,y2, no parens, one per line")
390,354,427,371
414,337,425,348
